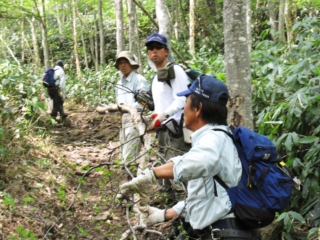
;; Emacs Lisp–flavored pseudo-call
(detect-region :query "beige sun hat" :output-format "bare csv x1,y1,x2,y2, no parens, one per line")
114,51,139,70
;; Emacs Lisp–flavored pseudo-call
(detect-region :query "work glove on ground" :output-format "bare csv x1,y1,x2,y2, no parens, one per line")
116,168,157,206
139,206,166,226
147,113,168,130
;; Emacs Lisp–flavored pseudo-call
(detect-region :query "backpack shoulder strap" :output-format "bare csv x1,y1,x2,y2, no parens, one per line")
212,128,235,192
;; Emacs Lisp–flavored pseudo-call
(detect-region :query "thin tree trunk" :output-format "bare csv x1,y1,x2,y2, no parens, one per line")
115,0,124,54
94,13,99,72
278,0,286,41
126,0,143,75
284,0,297,45
55,5,63,35
78,15,89,69
246,0,252,52
98,0,105,66
40,0,50,67
72,0,81,80
20,0,25,62
173,0,179,39
268,0,278,41
224,0,253,129
0,35,21,66
189,0,195,56
155,0,174,62
27,17,41,68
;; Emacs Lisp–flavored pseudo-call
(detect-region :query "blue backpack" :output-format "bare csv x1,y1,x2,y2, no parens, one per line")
213,126,294,229
42,68,56,87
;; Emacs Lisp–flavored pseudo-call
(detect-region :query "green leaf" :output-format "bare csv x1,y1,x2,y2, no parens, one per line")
288,211,305,223
284,134,293,151
297,136,319,144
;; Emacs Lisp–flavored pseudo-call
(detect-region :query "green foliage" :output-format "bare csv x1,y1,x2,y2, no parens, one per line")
251,16,320,238
9,225,38,240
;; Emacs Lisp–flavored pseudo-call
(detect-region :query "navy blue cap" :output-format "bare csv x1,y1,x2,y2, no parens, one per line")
145,33,167,46
177,75,229,105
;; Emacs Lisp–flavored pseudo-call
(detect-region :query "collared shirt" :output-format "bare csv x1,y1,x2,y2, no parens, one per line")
54,65,66,98
116,71,148,109
171,124,242,230
151,65,189,121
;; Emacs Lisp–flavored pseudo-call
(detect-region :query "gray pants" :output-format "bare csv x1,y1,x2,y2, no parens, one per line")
119,113,142,163
157,129,191,202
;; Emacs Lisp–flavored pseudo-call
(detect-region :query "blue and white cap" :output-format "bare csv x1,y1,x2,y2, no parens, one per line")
145,33,168,46
177,75,229,105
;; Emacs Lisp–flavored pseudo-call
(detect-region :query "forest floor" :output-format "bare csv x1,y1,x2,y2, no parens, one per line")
0,103,170,240
0,102,283,240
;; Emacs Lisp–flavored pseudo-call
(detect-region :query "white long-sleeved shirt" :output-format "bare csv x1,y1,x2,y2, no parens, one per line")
151,65,189,121
115,71,149,108
54,65,66,98
170,124,242,230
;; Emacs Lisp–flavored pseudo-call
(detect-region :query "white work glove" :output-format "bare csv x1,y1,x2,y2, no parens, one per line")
139,206,166,226
147,113,168,130
116,168,157,206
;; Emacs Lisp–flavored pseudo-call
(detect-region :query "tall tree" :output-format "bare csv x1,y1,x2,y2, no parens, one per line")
98,0,105,66
224,0,253,129
268,0,278,41
246,0,252,52
189,0,195,55
278,0,286,41
71,0,81,79
27,16,41,68
39,0,50,67
115,0,124,54
284,0,297,44
155,0,174,62
126,0,143,74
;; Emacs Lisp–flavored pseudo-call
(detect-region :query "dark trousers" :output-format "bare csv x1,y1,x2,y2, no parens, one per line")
47,87,64,117
173,219,261,240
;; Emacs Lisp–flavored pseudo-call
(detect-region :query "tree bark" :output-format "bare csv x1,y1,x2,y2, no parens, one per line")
126,0,143,75
284,0,297,45
189,0,195,55
224,0,253,129
155,0,174,62
115,0,124,54
246,0,252,52
27,17,41,68
40,0,50,67
267,0,278,41
278,0,286,41
98,0,105,66
72,0,81,80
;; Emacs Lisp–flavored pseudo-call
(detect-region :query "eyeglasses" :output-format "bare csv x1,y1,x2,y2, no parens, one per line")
147,44,166,51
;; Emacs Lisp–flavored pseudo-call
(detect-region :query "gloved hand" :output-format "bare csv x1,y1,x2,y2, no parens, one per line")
147,113,168,130
139,206,166,226
116,168,157,206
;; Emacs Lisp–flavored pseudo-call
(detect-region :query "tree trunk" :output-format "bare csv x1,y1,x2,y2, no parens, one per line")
173,0,179,39
55,4,63,35
94,13,99,72
284,0,297,45
246,0,252,52
40,0,50,67
98,0,105,66
72,0,81,80
155,0,174,62
268,0,278,41
189,0,195,56
115,0,124,54
27,17,41,68
278,0,286,41
224,0,253,130
126,0,143,75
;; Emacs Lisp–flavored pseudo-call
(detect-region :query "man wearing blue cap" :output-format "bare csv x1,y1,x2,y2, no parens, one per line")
116,76,260,239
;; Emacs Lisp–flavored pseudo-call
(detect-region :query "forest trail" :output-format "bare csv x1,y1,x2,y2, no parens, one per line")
0,109,166,239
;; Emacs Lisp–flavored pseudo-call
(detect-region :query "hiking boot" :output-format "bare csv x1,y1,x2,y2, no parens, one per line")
61,114,68,120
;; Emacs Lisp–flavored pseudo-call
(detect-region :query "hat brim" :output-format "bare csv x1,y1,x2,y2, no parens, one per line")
114,57,139,70
177,89,193,97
